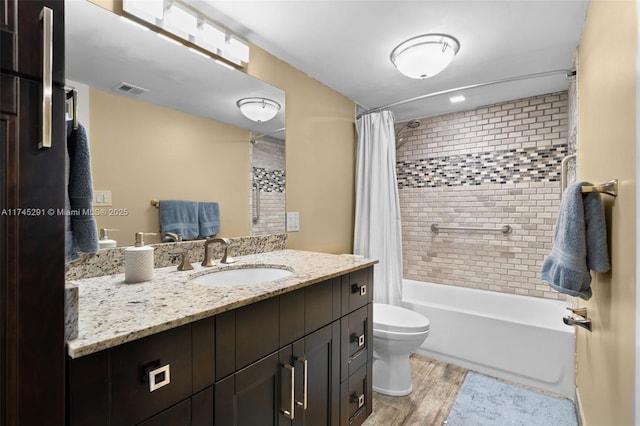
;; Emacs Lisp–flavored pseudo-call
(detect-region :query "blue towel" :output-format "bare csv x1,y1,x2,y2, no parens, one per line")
541,182,610,300
65,121,99,263
198,202,220,238
159,200,200,240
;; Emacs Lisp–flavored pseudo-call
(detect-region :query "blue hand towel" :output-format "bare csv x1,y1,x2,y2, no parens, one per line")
65,121,99,263
198,202,220,238
159,200,199,240
541,182,610,300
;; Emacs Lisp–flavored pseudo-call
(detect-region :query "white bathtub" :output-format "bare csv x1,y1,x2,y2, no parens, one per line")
402,279,575,399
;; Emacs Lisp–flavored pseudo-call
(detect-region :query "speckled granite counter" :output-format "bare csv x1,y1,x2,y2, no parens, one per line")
67,249,376,359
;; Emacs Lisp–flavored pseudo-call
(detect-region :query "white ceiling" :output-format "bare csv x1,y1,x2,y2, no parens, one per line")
193,0,590,121
65,0,285,136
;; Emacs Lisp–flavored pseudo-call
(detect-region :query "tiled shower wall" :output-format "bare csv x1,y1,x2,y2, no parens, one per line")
250,136,286,235
397,92,568,299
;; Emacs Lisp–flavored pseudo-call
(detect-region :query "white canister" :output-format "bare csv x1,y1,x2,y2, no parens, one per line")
124,232,156,283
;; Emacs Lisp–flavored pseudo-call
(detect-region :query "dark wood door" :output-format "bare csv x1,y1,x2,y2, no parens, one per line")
1,1,66,425
215,346,294,426
292,322,340,426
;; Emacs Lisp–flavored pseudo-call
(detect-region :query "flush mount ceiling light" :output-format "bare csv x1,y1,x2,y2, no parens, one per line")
236,97,281,123
390,34,460,79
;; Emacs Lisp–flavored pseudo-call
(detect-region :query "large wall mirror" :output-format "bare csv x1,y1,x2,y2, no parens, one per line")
65,0,285,247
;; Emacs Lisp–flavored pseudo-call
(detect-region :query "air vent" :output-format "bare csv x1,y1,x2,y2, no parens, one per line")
111,82,149,96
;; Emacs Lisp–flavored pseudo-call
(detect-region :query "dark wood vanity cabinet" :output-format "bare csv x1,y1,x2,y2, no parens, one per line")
66,266,373,426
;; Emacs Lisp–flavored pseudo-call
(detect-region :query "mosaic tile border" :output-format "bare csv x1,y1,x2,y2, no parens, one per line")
253,167,285,193
397,145,567,189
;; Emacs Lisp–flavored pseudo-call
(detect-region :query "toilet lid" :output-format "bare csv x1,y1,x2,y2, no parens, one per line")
373,303,430,333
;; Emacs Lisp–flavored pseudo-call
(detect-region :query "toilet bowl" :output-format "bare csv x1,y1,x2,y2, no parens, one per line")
372,302,430,396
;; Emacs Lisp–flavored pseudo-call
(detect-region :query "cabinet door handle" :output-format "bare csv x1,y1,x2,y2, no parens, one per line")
39,7,53,150
281,364,295,420
351,283,366,296
296,357,308,410
353,333,365,347
148,364,171,392
351,393,365,409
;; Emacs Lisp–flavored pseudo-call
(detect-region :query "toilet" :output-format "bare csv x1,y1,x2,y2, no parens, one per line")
372,303,430,396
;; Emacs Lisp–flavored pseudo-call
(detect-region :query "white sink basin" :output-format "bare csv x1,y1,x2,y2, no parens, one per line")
191,267,293,287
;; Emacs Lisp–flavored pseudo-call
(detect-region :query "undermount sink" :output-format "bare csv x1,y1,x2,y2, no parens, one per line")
190,267,293,287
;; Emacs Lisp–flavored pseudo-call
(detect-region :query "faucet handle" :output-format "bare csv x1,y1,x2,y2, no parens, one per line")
221,245,235,264
170,251,194,271
178,252,194,271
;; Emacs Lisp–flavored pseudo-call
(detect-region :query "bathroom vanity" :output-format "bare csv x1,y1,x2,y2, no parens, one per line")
66,250,375,426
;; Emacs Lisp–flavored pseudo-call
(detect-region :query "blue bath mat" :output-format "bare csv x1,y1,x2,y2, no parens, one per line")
445,372,578,426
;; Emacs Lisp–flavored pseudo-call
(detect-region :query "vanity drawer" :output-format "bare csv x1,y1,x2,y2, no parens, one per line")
341,305,370,381
111,325,193,425
341,267,373,314
135,399,190,426
340,361,372,426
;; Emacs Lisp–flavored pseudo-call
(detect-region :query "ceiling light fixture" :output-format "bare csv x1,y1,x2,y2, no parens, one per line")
236,97,281,123
390,34,460,79
449,95,466,103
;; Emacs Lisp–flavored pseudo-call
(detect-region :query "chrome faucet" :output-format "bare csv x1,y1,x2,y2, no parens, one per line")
162,232,182,242
201,237,234,267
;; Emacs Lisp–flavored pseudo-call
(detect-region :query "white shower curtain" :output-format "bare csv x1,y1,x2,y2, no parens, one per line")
354,110,404,306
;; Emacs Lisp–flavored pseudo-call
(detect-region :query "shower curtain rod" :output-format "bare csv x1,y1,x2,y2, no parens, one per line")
357,69,573,119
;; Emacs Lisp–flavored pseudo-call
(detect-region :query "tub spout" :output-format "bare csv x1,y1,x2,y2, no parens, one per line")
563,315,592,332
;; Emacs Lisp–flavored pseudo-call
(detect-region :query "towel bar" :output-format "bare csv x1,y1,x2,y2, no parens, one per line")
581,179,618,197
150,199,159,207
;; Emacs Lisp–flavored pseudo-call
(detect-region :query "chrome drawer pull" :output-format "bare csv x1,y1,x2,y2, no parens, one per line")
281,364,295,420
351,283,366,296
295,357,308,410
351,393,365,409
353,333,365,347
39,7,53,150
148,364,171,392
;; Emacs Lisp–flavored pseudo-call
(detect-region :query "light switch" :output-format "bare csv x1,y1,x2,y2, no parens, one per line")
286,212,300,232
94,190,112,206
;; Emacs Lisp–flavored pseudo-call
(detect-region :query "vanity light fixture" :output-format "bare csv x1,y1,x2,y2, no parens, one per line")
390,34,460,79
449,94,466,103
236,97,281,123
122,0,250,68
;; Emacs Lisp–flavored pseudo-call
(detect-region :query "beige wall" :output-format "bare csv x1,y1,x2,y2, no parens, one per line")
90,88,250,246
248,46,356,254
576,1,637,425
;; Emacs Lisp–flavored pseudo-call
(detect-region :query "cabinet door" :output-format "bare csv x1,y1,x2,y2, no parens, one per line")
1,0,65,83
215,347,294,426
1,77,66,425
292,322,340,426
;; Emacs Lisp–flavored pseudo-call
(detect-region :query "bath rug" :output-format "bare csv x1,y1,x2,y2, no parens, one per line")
445,372,578,426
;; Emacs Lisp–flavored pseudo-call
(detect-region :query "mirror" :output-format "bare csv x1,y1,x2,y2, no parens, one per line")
65,0,285,246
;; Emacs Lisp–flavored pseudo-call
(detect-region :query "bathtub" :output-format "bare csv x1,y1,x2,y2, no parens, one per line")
402,279,575,399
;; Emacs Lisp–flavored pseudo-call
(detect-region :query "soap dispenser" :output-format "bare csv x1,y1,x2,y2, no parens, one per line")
98,228,119,249
124,232,157,284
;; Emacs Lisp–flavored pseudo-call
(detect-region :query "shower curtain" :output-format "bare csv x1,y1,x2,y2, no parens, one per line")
354,110,404,305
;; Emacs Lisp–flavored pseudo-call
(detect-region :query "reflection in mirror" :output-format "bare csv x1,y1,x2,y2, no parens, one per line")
250,130,286,236
65,1,285,247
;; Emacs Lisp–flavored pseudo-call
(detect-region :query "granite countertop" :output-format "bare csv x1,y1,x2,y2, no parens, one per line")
67,249,377,359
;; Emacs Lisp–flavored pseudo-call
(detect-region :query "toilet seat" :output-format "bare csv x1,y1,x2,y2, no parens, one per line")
373,303,430,334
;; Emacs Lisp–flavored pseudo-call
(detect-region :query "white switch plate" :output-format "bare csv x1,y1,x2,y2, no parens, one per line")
286,212,300,232
94,190,112,206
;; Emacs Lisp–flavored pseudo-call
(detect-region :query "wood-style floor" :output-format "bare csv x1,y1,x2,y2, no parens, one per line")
363,354,468,426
